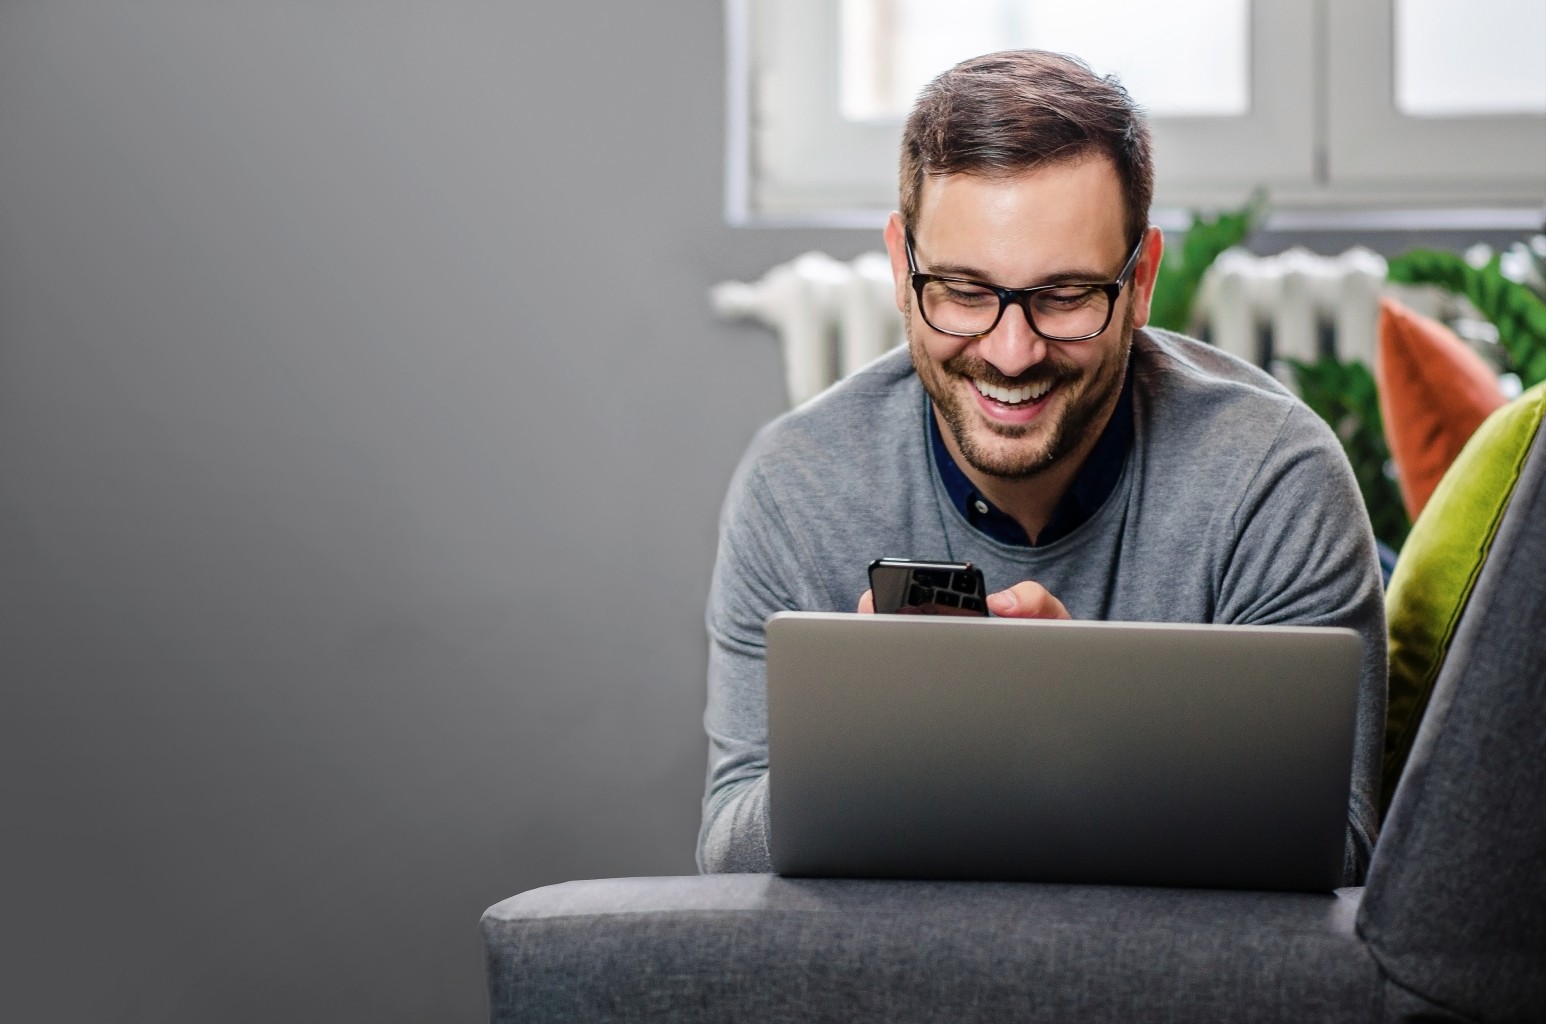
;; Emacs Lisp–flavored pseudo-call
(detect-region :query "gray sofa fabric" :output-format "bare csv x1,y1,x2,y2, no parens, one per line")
484,876,1377,1023
483,426,1546,1023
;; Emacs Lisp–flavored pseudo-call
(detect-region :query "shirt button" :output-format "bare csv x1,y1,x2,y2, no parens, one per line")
973,499,989,515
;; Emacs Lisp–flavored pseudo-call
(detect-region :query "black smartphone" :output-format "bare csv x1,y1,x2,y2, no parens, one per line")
868,558,989,616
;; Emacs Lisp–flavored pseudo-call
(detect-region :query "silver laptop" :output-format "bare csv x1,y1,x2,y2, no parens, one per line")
765,611,1362,892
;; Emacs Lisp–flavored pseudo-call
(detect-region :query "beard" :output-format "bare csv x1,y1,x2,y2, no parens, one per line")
909,303,1134,481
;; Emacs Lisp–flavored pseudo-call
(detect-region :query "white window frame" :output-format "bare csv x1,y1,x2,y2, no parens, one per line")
1325,1,1546,204
726,0,1546,228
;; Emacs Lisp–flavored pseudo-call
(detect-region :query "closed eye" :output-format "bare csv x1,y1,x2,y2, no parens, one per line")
1032,286,1102,311
921,277,999,305
940,283,998,305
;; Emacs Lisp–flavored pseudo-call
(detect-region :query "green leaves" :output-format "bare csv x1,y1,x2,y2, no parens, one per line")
1149,188,1268,333
1386,248,1546,387
1287,355,1410,551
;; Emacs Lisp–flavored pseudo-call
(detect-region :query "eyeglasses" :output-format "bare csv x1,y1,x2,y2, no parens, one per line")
904,229,1145,341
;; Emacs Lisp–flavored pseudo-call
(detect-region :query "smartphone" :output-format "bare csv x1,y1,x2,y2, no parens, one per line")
868,558,989,616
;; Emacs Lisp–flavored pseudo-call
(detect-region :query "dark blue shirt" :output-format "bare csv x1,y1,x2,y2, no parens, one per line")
929,365,1134,546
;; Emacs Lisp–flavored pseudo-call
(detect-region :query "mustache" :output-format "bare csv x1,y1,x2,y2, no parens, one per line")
940,353,1079,390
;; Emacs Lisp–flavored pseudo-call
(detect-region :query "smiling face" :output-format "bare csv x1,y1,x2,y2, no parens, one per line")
885,156,1161,482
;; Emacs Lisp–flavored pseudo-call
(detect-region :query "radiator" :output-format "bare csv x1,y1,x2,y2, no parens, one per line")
711,252,904,407
713,248,1455,407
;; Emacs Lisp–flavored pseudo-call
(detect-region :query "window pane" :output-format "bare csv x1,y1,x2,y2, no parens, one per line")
841,0,1249,122
1395,0,1546,116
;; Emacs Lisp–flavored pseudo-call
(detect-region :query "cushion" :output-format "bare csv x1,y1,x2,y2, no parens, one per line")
1382,381,1546,809
1375,297,1506,522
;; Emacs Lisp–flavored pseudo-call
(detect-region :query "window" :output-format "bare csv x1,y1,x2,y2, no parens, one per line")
840,0,1252,121
1395,0,1546,116
728,0,1546,225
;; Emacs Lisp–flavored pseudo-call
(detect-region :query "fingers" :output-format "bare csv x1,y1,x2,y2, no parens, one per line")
861,582,1069,618
986,581,1071,620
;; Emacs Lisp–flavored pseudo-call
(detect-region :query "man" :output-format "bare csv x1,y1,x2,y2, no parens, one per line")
698,51,1385,883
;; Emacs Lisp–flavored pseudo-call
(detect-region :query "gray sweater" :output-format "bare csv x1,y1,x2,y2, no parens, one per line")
699,329,1386,883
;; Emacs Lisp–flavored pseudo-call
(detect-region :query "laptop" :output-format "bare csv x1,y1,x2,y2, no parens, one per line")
765,611,1362,892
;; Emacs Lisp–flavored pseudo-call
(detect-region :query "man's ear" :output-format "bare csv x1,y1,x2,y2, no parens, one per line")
1128,225,1165,330
882,212,912,315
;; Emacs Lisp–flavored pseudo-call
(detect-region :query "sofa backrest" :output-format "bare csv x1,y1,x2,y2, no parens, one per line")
1358,423,1546,1020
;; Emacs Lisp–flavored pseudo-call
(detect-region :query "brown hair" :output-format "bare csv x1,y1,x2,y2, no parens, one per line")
899,50,1153,248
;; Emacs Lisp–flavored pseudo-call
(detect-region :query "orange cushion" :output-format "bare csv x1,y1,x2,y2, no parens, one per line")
1376,297,1506,522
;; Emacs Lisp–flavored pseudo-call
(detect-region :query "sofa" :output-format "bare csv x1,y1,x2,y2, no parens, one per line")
481,401,1546,1022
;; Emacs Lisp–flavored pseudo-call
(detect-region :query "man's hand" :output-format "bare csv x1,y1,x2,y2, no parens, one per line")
857,581,1071,619
985,581,1070,619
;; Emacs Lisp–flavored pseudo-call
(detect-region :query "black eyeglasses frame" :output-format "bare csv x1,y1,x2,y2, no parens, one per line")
904,229,1146,342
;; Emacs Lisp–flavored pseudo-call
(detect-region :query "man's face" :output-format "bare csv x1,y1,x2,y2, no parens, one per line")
885,157,1160,481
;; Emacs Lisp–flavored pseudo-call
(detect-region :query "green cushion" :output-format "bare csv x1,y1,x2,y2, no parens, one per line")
1383,381,1546,812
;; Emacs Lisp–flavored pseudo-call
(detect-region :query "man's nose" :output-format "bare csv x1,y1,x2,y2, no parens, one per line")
977,299,1048,379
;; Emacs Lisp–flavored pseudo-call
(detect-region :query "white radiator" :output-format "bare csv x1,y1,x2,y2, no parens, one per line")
711,252,904,407
1195,247,1387,370
713,248,1450,406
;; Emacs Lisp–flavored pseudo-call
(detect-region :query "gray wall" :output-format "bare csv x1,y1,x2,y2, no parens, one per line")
0,2,870,1020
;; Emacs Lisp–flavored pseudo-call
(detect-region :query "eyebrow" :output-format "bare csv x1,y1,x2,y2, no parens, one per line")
918,255,1116,288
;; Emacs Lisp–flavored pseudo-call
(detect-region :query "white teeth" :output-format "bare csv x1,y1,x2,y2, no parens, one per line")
973,379,1051,405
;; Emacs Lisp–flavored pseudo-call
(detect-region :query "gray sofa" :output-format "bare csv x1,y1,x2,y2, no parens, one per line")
482,426,1546,1023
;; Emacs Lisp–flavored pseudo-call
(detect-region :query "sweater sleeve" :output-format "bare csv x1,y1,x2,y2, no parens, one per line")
1216,401,1388,884
696,455,811,873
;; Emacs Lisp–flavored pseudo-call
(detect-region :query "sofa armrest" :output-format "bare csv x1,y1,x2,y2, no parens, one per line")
482,875,1378,1024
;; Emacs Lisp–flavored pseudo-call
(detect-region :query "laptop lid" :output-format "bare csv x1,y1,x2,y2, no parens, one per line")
765,611,1362,892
